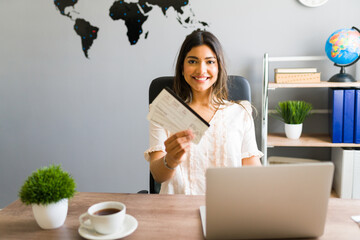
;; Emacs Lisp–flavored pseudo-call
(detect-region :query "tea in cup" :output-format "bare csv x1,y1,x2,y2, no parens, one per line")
79,201,126,235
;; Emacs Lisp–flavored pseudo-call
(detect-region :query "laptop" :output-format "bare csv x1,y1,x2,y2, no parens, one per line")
199,162,334,240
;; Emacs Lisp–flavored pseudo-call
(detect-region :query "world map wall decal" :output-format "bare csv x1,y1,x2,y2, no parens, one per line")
53,0,209,58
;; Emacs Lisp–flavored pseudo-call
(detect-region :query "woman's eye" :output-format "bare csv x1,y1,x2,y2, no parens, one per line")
207,60,216,64
188,60,196,64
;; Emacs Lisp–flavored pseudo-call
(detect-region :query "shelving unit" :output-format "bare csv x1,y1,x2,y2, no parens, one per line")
261,53,360,165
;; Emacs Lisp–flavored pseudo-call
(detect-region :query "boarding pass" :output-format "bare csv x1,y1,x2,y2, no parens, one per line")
147,87,210,144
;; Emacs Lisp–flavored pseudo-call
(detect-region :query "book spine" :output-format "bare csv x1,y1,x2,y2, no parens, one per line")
329,89,344,143
331,147,354,199
353,149,360,199
343,89,355,143
354,89,360,143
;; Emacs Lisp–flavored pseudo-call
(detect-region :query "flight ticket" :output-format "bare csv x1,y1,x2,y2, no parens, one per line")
147,87,210,144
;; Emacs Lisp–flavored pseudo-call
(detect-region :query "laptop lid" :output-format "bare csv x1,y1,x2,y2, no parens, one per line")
202,162,334,240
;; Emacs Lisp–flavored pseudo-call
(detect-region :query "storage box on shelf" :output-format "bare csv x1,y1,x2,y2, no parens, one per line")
274,68,321,84
274,73,321,84
261,53,360,165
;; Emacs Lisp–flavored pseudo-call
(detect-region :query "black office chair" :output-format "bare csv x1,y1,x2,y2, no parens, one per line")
147,75,251,194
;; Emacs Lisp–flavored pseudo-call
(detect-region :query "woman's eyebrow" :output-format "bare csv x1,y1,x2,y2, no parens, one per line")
186,56,216,59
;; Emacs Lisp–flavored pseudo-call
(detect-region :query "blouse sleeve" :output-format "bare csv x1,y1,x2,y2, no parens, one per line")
240,101,264,159
144,105,170,162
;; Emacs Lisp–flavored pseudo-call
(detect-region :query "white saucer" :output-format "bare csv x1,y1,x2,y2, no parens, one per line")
78,214,138,240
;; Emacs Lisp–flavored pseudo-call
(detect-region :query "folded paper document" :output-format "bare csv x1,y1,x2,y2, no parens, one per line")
147,87,209,144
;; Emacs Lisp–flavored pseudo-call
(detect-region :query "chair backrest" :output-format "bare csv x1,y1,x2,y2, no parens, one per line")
148,75,251,193
149,75,251,104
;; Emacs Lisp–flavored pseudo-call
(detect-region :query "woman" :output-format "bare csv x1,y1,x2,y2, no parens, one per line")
144,30,263,195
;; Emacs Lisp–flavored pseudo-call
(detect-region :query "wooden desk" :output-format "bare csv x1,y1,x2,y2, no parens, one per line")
0,192,359,240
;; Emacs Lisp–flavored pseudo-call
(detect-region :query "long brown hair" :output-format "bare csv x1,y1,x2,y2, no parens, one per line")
173,30,228,105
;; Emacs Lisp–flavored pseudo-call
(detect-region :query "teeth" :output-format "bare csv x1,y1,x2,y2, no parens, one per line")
194,77,208,81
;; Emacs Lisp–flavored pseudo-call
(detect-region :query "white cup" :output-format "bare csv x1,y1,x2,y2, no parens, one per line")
79,201,126,235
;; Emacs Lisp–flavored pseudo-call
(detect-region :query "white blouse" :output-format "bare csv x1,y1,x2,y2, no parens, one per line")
144,100,263,195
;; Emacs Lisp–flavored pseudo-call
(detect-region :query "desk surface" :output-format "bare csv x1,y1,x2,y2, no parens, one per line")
0,192,359,240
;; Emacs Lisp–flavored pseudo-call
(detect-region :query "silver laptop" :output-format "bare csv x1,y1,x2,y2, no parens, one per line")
200,162,334,240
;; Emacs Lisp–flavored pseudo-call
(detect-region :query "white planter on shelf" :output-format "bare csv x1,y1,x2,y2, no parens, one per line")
32,198,68,229
284,123,303,140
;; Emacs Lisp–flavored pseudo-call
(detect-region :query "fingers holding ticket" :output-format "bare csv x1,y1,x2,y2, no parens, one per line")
164,130,194,168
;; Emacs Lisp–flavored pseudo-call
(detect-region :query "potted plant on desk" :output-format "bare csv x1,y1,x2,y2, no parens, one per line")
273,100,312,140
18,164,76,229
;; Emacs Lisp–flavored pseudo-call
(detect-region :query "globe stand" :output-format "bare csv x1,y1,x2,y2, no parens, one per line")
328,66,356,82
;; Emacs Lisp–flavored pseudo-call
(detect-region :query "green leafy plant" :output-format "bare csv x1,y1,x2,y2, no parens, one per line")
19,165,76,205
273,100,312,124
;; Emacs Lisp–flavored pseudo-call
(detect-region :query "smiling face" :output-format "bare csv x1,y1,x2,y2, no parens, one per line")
182,44,219,95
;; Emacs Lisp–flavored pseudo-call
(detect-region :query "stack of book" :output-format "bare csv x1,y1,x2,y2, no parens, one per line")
274,68,321,83
332,147,360,199
329,88,360,143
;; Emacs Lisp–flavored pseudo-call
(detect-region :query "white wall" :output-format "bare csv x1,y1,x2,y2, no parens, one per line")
1,0,359,207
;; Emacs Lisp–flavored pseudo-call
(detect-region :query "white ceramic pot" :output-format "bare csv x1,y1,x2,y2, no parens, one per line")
284,123,303,140
32,198,68,229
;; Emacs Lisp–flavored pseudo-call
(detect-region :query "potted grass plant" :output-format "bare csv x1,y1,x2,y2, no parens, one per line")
18,164,76,229
273,100,312,139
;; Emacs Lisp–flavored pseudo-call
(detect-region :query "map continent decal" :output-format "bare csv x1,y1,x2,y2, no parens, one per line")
52,0,209,58
109,2,148,45
74,19,99,58
54,0,78,17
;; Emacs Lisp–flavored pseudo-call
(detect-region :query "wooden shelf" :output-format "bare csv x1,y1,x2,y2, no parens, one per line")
267,133,360,147
268,81,360,89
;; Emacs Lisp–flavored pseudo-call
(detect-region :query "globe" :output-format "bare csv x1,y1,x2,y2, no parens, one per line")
325,28,360,65
325,27,360,82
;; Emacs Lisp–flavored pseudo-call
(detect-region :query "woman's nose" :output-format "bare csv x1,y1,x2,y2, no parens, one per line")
197,61,207,74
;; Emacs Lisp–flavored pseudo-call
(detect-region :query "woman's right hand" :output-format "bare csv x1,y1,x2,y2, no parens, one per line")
164,129,194,169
